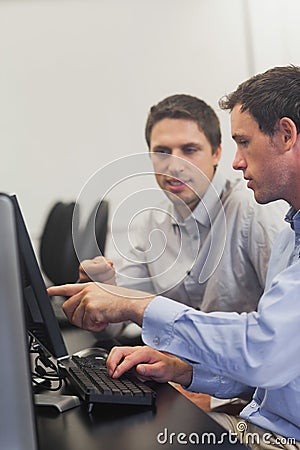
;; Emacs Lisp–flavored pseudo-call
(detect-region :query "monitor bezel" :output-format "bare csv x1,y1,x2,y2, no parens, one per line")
11,194,68,359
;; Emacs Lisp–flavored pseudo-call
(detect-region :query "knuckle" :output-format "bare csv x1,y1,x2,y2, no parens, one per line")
85,302,97,314
110,346,121,356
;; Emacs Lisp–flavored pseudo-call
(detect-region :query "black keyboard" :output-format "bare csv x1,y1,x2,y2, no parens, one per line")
62,355,156,407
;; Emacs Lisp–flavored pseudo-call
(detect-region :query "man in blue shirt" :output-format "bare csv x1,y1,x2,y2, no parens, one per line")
48,65,300,449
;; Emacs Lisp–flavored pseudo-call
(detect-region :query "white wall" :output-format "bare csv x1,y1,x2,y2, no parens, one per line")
0,0,299,250
247,0,300,73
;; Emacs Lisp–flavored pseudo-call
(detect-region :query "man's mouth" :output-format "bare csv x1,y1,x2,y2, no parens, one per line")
166,176,190,185
165,178,190,192
167,179,185,186
244,177,254,189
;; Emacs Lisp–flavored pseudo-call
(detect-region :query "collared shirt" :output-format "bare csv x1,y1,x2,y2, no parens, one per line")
116,170,287,312
141,210,300,441
265,207,300,286
284,207,300,265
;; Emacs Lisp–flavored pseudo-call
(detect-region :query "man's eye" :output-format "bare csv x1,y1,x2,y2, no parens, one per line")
184,148,197,153
183,148,197,154
153,149,170,157
239,140,249,147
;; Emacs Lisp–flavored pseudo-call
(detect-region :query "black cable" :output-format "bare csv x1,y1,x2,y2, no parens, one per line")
29,334,65,392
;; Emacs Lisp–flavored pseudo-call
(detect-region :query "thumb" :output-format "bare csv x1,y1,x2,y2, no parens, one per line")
136,363,159,379
136,362,168,383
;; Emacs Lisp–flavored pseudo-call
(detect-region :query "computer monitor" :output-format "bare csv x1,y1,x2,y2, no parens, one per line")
10,194,68,359
0,193,38,450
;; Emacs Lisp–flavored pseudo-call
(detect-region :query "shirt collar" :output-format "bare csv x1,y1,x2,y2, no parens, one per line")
170,170,226,228
285,206,300,232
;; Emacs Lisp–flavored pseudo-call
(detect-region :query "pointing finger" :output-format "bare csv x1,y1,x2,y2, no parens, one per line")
47,283,89,297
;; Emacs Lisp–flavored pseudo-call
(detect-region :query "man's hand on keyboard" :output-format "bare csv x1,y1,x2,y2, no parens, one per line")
106,345,193,387
47,282,155,332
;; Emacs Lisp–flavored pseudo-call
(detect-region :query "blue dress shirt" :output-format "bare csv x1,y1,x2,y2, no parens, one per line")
142,208,300,441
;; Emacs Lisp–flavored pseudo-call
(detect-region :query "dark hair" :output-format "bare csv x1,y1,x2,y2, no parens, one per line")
219,65,300,135
145,94,221,153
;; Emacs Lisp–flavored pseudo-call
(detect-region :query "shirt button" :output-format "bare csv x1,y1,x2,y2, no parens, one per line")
250,402,256,408
153,337,160,345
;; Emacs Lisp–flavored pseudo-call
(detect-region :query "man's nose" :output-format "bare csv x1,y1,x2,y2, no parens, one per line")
232,148,246,172
167,153,186,175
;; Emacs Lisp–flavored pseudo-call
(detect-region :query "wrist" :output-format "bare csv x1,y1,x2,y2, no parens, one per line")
107,275,117,285
173,361,193,387
125,296,155,326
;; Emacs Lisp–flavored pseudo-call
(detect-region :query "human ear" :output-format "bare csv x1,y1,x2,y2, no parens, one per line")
212,145,222,165
278,117,297,148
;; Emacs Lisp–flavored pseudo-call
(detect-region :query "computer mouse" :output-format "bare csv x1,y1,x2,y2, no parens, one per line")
73,347,109,361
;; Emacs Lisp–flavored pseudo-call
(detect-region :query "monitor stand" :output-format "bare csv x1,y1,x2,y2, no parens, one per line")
34,393,81,412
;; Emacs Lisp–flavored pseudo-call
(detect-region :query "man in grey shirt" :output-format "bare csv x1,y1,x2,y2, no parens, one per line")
79,94,286,313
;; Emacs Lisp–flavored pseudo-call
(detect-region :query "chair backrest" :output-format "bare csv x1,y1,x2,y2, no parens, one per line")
39,202,80,285
40,200,109,285
78,199,109,260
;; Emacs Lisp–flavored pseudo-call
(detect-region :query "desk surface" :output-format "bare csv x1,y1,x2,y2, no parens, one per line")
35,326,246,449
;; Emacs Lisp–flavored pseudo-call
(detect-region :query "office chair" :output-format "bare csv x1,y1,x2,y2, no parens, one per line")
78,199,109,260
39,200,109,286
39,202,80,285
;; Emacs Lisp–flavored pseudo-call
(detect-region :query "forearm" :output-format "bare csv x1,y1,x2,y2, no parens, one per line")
122,296,155,327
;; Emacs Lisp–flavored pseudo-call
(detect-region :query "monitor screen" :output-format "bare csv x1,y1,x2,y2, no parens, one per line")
11,195,68,359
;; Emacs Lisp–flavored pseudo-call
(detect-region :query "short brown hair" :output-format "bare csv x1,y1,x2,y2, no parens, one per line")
145,94,221,153
219,65,300,135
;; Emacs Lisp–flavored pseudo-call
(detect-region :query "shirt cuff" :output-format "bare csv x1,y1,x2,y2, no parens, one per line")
142,296,190,349
188,364,253,399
